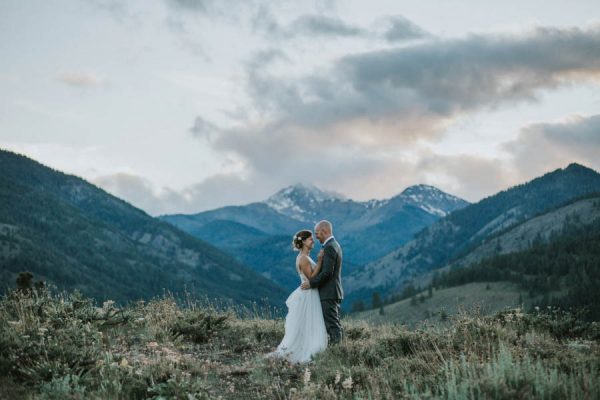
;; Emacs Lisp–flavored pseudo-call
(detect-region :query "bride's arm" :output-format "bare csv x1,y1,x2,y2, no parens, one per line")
299,254,322,279
310,250,324,277
299,257,313,280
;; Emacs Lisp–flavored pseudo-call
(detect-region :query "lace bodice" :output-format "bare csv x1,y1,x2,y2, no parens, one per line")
296,254,316,284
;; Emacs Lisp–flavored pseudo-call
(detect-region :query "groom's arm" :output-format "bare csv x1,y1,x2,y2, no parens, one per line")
309,245,335,288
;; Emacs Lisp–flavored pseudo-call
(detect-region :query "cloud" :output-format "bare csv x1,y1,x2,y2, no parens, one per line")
93,173,160,214
92,172,274,216
85,0,144,25
252,8,429,43
164,0,251,18
189,116,219,140
166,0,211,12
287,148,515,203
90,151,511,215
412,152,516,202
504,113,600,179
332,26,600,126
251,5,281,36
315,0,337,13
93,110,600,214
253,7,369,40
380,15,431,42
164,0,247,15
56,71,104,88
180,25,600,210
290,15,366,37
205,26,600,171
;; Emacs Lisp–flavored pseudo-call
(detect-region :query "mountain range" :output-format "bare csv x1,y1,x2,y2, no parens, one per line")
161,183,469,290
345,163,600,307
0,149,286,306
3,147,599,319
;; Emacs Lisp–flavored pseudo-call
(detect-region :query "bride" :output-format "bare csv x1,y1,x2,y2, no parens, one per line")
269,229,328,363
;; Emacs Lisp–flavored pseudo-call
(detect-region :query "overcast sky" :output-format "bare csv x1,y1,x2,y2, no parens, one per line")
1,0,600,215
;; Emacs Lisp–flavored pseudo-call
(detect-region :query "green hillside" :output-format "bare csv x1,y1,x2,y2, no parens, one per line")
432,211,600,320
356,197,600,324
347,164,600,306
351,282,529,327
0,149,286,306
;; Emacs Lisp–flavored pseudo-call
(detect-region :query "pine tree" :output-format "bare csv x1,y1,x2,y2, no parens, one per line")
372,292,382,310
16,271,33,292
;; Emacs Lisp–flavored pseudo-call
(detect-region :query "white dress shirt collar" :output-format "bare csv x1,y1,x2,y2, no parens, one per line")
323,236,335,246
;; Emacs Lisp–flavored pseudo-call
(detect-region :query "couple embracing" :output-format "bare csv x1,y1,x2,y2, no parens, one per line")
269,220,343,363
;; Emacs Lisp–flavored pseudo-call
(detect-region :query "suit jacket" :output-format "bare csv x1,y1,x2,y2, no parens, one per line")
309,237,343,300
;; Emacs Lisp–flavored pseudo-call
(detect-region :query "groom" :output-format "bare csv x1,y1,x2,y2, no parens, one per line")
301,220,343,344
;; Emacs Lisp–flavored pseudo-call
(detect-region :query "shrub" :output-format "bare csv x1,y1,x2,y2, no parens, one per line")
1,286,599,399
170,310,229,344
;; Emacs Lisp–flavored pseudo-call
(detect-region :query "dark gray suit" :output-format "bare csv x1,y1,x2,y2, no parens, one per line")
309,237,343,343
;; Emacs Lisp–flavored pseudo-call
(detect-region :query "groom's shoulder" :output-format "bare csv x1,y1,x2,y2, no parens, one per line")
329,238,342,251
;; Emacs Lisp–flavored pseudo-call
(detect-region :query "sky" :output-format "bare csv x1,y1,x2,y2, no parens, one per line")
1,0,600,216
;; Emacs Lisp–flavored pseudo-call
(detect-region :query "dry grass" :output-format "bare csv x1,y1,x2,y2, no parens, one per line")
1,287,599,399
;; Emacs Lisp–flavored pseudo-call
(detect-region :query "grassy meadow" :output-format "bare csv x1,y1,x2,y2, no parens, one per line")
352,282,537,327
1,285,599,399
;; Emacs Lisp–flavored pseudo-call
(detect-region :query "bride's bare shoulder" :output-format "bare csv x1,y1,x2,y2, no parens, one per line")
297,254,309,265
297,254,313,272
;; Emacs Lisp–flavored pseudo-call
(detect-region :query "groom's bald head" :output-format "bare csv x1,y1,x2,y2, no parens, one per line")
315,220,332,233
314,220,333,244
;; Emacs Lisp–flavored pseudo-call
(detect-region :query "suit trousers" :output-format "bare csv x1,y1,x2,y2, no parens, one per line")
320,299,343,344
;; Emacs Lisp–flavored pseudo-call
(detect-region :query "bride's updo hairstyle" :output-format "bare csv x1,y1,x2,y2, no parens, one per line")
292,230,312,251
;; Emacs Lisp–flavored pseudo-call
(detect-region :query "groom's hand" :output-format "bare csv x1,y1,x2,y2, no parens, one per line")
300,281,310,290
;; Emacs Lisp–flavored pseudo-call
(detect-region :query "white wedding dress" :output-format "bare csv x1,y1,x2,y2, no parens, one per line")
270,254,328,363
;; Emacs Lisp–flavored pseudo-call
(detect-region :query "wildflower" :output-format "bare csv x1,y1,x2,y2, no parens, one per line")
342,376,353,390
303,368,311,384
146,341,159,349
334,371,341,385
119,358,129,368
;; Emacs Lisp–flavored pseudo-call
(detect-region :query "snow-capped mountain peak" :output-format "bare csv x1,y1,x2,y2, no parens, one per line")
263,182,468,222
397,184,469,216
264,183,346,221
